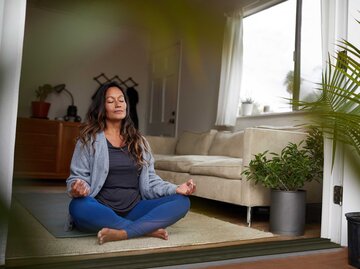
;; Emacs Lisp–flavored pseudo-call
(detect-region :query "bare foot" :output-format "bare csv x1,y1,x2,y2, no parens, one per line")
97,228,168,244
97,228,128,244
147,228,169,240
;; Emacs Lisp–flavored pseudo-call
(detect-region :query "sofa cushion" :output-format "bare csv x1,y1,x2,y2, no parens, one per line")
155,155,229,173
175,129,217,155
153,154,175,162
145,136,177,155
208,131,244,158
155,170,190,186
189,158,243,179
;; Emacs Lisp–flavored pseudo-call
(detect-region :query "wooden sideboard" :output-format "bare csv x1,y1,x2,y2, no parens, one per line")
14,118,80,180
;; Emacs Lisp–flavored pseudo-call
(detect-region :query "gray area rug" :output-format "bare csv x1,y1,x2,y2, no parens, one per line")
14,192,95,237
8,192,274,259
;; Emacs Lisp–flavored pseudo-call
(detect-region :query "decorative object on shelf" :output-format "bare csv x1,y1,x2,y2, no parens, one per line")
93,73,139,128
263,105,270,113
31,84,53,119
241,98,254,116
241,128,323,236
53,84,81,122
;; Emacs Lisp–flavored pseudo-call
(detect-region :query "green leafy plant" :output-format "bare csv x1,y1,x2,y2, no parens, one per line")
242,129,323,191
304,127,324,183
35,84,53,102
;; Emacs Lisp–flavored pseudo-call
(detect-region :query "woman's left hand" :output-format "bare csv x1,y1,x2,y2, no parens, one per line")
176,179,196,196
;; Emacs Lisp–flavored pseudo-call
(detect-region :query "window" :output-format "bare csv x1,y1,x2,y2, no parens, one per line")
239,0,322,114
299,0,322,102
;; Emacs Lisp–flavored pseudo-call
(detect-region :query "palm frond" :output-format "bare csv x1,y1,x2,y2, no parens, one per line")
292,36,360,166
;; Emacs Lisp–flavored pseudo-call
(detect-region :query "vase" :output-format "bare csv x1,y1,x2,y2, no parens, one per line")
31,101,50,119
241,103,253,116
270,189,306,236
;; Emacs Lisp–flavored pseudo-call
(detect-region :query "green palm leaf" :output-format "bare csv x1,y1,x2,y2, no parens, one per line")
293,29,360,166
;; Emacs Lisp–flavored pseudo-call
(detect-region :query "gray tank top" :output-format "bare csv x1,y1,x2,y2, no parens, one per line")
95,139,141,215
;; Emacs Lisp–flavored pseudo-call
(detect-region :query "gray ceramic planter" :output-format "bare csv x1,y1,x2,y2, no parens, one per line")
270,189,306,236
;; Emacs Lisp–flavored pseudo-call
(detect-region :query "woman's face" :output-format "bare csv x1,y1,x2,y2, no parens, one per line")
105,86,127,121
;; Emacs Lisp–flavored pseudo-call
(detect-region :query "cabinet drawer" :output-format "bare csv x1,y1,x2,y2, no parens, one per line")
16,118,59,134
14,145,57,160
15,133,59,146
14,118,80,180
14,159,57,173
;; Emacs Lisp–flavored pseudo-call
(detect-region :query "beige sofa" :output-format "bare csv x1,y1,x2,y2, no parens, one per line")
146,127,322,225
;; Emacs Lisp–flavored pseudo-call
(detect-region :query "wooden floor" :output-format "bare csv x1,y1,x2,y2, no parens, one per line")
203,248,352,269
10,179,351,269
190,195,321,241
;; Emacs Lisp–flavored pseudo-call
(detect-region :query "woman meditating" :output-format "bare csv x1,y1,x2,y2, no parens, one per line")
66,82,196,244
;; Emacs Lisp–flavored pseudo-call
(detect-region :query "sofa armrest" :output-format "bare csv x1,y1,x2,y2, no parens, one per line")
240,127,308,206
145,136,178,155
242,127,308,167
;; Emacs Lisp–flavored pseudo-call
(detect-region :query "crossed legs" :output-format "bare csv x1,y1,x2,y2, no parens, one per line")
69,194,190,244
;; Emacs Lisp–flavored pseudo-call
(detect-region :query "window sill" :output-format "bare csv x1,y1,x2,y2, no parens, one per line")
237,110,308,119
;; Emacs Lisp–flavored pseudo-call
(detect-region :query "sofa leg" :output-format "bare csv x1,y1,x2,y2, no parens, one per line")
247,206,252,227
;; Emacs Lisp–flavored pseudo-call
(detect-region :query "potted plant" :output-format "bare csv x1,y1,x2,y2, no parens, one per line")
241,98,254,116
293,21,360,267
31,84,54,119
242,129,323,235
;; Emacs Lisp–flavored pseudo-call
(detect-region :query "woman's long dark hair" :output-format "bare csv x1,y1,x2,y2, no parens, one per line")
79,82,149,168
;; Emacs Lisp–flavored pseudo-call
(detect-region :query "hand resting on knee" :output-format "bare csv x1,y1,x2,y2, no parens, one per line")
70,179,90,197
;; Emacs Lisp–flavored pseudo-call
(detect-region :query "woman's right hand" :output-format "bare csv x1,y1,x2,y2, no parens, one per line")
70,179,90,197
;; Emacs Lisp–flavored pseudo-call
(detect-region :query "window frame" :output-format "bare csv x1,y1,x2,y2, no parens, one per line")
241,0,305,114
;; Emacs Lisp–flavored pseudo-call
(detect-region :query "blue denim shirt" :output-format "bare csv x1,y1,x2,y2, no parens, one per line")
65,131,177,230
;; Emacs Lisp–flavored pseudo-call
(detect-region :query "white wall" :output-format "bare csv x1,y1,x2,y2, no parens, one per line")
19,6,149,132
340,0,360,246
19,1,235,137
342,150,360,245
21,2,276,137
177,25,224,134
143,3,226,136
0,0,26,265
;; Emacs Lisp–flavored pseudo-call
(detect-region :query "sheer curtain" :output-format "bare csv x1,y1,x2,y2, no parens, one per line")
215,11,244,126
321,0,348,68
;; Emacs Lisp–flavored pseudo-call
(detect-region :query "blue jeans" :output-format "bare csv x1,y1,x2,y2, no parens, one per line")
69,194,190,238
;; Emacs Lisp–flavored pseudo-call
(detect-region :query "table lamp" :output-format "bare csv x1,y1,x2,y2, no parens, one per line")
54,84,81,122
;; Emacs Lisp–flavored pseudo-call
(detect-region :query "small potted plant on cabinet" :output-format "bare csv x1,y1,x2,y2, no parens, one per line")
241,98,254,116
242,129,323,236
31,84,54,119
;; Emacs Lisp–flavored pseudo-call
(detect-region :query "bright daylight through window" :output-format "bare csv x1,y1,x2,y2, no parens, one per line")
239,0,322,115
